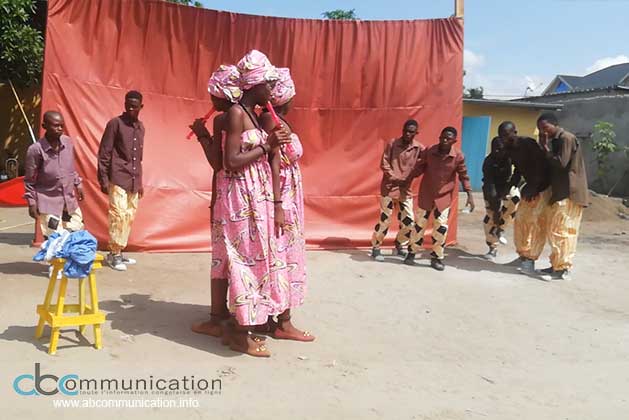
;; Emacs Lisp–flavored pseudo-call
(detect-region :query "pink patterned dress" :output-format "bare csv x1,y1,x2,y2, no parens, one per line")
275,133,307,309
211,128,287,326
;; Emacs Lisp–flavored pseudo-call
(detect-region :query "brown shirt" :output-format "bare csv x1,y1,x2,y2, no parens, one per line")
505,136,550,197
547,128,589,207
98,114,145,193
414,144,472,212
380,138,424,199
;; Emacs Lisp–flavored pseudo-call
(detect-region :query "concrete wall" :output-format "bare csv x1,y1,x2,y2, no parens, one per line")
528,92,629,197
463,103,542,155
0,83,41,177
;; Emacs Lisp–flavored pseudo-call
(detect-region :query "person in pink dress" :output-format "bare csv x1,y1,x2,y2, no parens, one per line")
190,64,243,338
259,68,314,342
212,50,291,357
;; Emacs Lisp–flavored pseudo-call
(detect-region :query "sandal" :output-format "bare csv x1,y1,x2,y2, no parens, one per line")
228,329,271,358
272,314,316,342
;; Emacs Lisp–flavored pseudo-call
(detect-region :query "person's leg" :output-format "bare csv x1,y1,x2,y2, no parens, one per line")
119,189,139,265
395,195,415,256
544,199,583,279
63,207,84,232
271,308,315,342
483,205,499,259
430,207,450,270
108,185,128,270
191,278,230,337
38,213,63,279
514,195,541,273
404,207,431,265
527,188,551,264
225,319,271,357
515,187,550,273
499,187,521,233
371,196,394,261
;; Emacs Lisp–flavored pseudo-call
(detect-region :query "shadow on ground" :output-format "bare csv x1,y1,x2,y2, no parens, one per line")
100,293,237,358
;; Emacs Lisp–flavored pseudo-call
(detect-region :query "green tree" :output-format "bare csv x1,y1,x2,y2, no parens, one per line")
322,9,358,20
464,86,484,99
0,0,44,87
167,0,203,7
591,121,617,192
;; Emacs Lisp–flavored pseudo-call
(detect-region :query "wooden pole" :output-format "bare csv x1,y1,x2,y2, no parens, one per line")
8,79,37,144
455,0,464,18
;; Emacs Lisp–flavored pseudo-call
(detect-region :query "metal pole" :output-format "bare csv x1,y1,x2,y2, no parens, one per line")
8,79,38,144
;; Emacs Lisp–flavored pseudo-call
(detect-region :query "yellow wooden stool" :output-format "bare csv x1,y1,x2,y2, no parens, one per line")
35,253,106,355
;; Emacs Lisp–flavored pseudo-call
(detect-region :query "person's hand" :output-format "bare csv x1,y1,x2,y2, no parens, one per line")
274,204,285,237
466,191,475,213
76,185,84,201
100,184,109,195
189,118,211,140
539,131,550,152
138,187,144,199
28,205,39,219
267,125,291,150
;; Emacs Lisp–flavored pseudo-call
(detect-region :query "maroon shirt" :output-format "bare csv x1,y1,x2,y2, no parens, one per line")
23,135,82,215
380,138,425,200
414,144,472,211
98,114,145,193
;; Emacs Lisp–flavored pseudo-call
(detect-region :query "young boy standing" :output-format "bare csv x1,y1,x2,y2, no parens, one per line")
482,136,521,260
537,113,589,281
404,127,475,271
371,120,424,261
97,90,145,271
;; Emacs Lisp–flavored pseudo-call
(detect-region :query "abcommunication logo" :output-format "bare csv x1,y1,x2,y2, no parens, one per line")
13,364,222,397
13,363,78,396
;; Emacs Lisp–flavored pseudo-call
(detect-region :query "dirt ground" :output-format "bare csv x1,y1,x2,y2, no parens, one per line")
1,193,629,420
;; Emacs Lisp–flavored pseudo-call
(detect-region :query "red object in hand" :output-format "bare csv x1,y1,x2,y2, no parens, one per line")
265,101,282,127
266,101,294,155
186,108,216,139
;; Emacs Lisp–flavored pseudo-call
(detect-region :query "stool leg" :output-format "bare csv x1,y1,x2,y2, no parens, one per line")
88,273,102,350
49,276,68,355
79,278,86,335
35,273,58,339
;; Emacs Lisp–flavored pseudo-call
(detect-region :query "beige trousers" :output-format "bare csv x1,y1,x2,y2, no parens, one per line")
108,185,139,254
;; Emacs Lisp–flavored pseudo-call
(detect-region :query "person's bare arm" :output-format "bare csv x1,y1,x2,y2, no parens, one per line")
224,107,268,171
261,112,286,237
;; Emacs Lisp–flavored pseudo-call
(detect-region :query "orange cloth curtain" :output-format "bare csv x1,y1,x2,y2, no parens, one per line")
40,0,463,251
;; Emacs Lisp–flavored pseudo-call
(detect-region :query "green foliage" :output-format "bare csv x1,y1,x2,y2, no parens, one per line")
0,0,44,87
464,86,484,99
322,9,358,20
167,0,203,7
591,121,617,186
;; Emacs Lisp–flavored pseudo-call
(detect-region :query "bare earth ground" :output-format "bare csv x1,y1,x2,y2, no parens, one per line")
1,193,629,420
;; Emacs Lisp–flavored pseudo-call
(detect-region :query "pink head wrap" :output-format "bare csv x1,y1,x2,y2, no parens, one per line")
271,68,296,106
207,64,242,103
237,50,279,90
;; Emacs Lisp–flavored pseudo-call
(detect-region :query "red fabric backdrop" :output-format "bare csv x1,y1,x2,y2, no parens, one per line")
39,0,463,252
